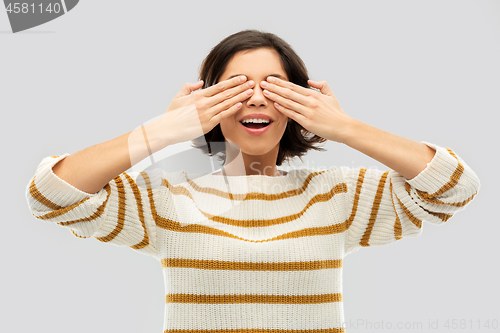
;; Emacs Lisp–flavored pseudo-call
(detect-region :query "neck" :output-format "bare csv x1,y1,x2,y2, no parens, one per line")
219,141,283,177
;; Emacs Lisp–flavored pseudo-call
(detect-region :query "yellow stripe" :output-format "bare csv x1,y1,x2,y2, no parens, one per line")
360,171,389,247
70,229,90,239
123,172,151,250
34,195,91,220
395,193,422,229
55,184,111,226
153,185,348,242
389,178,403,240
163,169,332,202
161,258,342,270
422,207,453,223
139,170,351,242
403,178,457,226
407,147,470,206
33,177,110,221
347,169,422,243
437,147,464,195
166,293,342,304
157,216,351,243
29,176,64,210
94,176,126,242
139,170,161,223
345,168,366,231
408,182,478,208
205,183,348,227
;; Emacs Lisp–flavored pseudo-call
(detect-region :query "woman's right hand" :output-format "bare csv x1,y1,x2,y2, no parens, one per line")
157,75,255,145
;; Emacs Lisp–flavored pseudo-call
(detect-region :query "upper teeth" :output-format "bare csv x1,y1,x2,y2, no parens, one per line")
241,118,270,124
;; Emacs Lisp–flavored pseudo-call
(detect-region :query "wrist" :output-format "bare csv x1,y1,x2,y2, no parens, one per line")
337,116,360,145
144,117,177,152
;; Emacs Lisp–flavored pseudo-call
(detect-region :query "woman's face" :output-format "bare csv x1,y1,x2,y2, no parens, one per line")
217,48,290,157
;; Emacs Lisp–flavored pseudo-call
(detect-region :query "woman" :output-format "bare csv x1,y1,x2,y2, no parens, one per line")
26,29,480,332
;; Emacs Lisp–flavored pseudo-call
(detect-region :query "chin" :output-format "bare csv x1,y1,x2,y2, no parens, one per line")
239,144,275,156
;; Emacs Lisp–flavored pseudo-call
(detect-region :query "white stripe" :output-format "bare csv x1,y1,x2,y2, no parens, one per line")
164,302,346,330
60,0,68,13
165,266,344,295
164,231,345,266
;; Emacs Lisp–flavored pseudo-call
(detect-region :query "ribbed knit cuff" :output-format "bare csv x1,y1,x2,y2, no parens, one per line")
404,141,461,193
31,154,97,207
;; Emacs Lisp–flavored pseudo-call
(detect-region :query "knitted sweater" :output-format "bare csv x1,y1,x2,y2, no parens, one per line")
26,141,480,333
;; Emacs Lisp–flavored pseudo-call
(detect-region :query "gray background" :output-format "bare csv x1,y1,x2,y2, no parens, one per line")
1,0,498,332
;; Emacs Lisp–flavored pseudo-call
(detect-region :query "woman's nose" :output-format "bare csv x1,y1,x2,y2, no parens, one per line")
246,83,268,106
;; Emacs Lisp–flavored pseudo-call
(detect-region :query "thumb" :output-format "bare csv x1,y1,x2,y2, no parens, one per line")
308,79,335,97
175,80,204,98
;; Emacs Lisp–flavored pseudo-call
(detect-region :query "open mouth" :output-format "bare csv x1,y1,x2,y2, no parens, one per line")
240,122,272,129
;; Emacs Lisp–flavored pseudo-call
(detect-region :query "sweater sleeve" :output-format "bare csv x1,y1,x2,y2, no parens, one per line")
341,141,480,256
25,154,165,259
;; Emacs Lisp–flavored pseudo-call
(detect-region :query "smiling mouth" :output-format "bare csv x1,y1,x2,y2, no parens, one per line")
240,122,272,129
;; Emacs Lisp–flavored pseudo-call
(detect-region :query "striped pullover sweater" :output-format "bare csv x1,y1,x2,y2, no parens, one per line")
26,141,480,333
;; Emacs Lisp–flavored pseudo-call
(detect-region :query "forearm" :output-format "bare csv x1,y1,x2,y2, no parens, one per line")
52,119,170,194
341,118,436,180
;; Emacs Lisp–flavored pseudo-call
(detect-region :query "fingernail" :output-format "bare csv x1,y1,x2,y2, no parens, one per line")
240,75,246,82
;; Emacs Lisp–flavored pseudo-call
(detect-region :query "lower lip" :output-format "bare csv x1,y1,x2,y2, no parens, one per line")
239,121,273,135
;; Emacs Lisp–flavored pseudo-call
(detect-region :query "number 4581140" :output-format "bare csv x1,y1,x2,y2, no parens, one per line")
6,2,62,14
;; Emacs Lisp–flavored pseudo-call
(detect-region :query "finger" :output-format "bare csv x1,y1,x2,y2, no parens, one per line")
262,88,308,117
274,102,306,124
211,99,243,125
308,80,336,98
174,80,204,98
266,76,316,96
210,86,254,117
262,81,310,107
206,79,254,110
201,75,247,98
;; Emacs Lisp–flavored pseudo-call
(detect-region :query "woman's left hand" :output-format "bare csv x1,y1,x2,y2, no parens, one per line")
261,77,353,143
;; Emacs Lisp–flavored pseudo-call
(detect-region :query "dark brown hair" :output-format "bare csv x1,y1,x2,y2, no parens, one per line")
190,29,326,166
